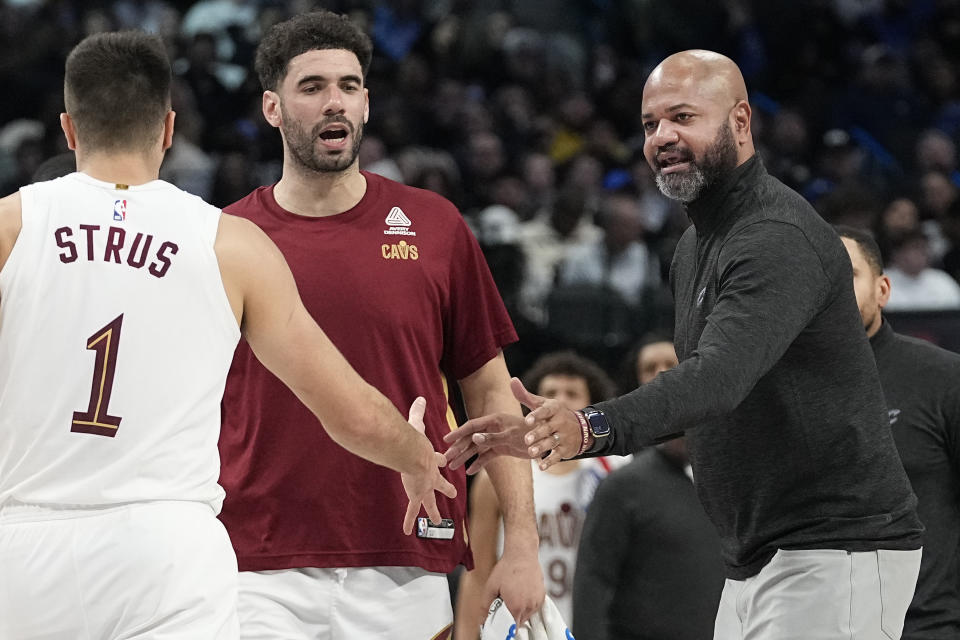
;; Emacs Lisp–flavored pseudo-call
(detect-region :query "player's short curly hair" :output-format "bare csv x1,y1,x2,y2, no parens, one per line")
522,351,616,405
255,10,373,91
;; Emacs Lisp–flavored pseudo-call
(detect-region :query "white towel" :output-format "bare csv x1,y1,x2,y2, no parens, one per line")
480,595,573,640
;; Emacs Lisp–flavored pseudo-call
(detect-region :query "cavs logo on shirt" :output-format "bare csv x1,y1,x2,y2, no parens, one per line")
384,206,416,237
113,199,127,222
381,240,419,261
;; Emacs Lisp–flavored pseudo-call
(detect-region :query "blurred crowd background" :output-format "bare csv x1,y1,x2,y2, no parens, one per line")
2,0,960,382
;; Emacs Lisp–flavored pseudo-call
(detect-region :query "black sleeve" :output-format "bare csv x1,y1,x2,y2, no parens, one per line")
940,357,960,499
572,473,631,640
590,221,830,455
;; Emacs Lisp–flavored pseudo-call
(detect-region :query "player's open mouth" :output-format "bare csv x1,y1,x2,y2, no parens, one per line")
318,127,349,147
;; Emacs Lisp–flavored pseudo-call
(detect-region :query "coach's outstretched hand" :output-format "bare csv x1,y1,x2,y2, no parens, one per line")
400,397,458,535
443,378,585,473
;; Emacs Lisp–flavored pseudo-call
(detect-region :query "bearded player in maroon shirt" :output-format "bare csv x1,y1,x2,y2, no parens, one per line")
217,10,544,640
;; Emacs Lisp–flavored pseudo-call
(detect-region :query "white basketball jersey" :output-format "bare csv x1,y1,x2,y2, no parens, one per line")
533,463,591,626
0,173,239,512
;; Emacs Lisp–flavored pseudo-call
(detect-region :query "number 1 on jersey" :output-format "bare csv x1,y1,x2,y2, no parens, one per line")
72,314,124,437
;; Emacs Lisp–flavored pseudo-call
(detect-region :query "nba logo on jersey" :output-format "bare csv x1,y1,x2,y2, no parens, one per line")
113,199,127,221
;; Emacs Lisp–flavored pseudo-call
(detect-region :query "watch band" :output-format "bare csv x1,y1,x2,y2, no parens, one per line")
573,410,590,456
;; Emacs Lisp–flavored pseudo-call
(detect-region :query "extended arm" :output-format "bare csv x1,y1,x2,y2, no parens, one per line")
590,222,830,453
446,223,833,469
459,352,544,625
454,471,501,640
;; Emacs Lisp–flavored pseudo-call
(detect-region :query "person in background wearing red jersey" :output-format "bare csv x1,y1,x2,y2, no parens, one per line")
217,11,543,640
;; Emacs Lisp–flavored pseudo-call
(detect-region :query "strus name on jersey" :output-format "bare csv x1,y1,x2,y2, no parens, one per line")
54,224,179,278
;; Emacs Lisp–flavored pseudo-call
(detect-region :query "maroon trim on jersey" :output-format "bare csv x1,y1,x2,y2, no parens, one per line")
430,623,453,640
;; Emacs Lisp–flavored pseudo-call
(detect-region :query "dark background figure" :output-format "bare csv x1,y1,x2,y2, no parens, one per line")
573,334,725,640
839,225,960,640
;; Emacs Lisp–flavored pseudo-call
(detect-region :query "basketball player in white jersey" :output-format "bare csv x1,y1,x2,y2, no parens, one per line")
0,31,455,640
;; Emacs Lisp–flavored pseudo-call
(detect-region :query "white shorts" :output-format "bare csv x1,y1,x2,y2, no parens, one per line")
0,501,239,639
714,548,922,640
238,566,453,640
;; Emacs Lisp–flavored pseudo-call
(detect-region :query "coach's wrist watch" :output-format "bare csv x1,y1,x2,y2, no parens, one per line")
581,405,611,440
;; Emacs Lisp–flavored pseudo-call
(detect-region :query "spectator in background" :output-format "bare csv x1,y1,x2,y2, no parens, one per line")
456,351,617,638
159,77,216,199
521,151,557,219
460,130,507,212
518,184,602,326
208,149,259,208
180,0,259,64
30,151,75,182
0,134,45,197
913,129,958,179
878,196,921,252
803,128,868,205
357,132,403,182
919,170,959,223
761,106,812,191
941,200,960,285
917,169,959,263
839,226,960,639
573,334,724,640
885,228,960,310
558,191,658,309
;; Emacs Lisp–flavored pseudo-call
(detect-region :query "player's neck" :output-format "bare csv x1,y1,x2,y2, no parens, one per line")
75,149,161,186
274,162,367,218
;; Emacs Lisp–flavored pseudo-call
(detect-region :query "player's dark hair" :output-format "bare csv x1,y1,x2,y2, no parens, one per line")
64,31,171,152
522,351,616,405
835,225,884,275
255,10,373,91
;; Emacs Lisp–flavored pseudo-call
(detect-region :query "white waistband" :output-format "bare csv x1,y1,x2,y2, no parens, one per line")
0,500,212,523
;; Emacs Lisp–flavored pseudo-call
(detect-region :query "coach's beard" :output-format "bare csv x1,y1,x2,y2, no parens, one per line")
655,122,738,203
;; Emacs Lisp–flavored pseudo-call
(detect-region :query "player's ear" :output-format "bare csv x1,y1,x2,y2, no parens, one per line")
162,110,175,152
877,274,892,309
262,91,282,129
60,113,78,151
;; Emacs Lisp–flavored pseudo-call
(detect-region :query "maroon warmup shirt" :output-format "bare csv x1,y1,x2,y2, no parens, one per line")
218,172,517,573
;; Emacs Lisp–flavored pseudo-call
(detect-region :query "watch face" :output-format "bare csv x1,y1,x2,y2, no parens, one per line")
585,408,611,437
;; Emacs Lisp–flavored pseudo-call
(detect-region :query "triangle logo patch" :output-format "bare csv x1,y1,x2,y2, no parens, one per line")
385,206,411,227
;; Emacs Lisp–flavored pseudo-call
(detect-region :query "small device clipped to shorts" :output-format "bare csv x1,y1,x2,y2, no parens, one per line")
416,517,455,540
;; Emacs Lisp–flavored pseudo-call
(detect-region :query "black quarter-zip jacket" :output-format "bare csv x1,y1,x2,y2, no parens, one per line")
871,319,960,639
589,155,923,579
